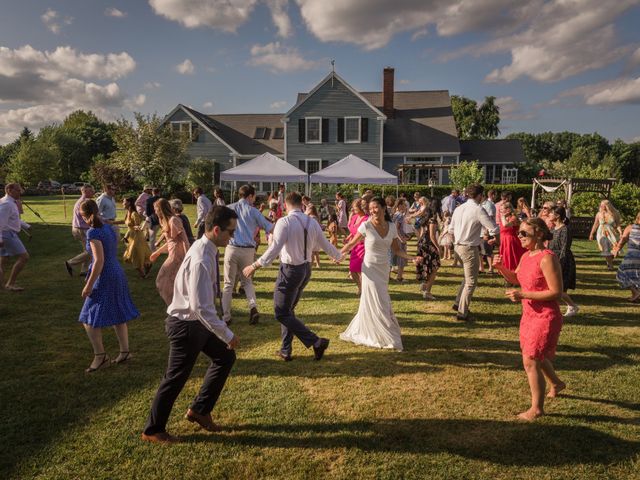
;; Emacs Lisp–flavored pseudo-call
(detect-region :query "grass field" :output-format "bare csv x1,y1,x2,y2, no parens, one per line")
1,196,638,479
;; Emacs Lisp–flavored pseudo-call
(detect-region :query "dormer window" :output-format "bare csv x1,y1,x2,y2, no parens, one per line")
273,127,284,139
170,121,198,141
253,127,268,139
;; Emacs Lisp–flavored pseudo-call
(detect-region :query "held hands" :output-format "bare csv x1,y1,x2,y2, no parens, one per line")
487,238,496,246
149,251,160,263
505,289,523,302
492,255,503,269
227,335,240,350
242,264,256,278
413,256,423,265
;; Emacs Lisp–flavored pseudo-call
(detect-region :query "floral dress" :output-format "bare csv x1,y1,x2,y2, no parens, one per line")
596,215,618,256
416,218,441,280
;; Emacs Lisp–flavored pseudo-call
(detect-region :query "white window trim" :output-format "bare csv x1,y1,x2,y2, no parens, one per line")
305,117,322,144
303,158,322,174
170,120,192,139
344,116,361,144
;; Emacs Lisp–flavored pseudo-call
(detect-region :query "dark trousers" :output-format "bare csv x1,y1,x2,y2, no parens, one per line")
274,262,318,355
197,223,205,239
143,316,236,435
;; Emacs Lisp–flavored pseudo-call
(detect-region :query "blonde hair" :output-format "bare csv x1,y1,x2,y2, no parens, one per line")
155,198,175,232
600,200,621,225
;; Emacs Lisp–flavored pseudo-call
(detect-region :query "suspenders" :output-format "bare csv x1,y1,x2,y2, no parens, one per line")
293,214,312,263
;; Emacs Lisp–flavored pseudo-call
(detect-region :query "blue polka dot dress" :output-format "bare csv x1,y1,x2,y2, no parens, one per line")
79,225,139,327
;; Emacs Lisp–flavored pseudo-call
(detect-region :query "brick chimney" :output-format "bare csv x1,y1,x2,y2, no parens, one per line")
383,67,394,118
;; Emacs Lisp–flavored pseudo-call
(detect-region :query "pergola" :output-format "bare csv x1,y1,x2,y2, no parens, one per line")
396,164,451,184
531,177,616,237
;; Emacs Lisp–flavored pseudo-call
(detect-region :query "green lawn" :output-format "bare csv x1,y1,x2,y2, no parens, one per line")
1,196,638,479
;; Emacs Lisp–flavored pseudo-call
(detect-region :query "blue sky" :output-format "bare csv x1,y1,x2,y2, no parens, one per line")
1,0,639,144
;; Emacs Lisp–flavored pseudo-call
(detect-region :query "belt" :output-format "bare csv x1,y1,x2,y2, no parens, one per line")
230,244,255,248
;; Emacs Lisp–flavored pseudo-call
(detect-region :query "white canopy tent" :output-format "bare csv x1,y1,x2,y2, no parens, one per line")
220,152,308,183
309,154,397,185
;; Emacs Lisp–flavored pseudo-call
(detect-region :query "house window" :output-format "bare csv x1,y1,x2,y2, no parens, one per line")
273,127,284,139
171,121,197,141
253,127,268,139
344,117,361,143
305,117,321,144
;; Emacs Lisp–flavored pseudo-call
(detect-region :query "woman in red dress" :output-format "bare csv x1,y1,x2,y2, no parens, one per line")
346,199,369,296
493,217,565,421
498,202,527,272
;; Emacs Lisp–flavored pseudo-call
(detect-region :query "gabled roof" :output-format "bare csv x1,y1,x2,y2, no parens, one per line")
172,105,285,155
285,71,385,119
459,139,526,164
296,90,460,154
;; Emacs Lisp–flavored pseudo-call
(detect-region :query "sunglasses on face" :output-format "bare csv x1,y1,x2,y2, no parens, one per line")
517,230,533,238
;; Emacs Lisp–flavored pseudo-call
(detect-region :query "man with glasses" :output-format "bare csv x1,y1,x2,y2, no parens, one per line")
142,206,239,444
448,184,498,321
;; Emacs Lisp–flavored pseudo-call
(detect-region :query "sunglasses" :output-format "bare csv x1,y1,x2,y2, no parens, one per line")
517,230,533,238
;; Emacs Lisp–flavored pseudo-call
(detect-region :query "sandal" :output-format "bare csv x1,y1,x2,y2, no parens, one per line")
85,353,110,373
5,284,24,292
112,351,131,364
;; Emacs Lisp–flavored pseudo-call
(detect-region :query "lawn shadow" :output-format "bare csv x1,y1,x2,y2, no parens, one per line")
183,418,640,467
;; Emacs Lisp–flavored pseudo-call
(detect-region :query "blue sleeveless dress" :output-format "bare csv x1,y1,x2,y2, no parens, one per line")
79,225,139,327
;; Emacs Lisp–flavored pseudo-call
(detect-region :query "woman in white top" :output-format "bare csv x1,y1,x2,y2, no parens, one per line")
340,197,419,351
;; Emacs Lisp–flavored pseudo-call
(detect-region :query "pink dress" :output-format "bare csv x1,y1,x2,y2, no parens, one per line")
156,216,190,305
516,250,563,360
500,222,527,271
348,214,368,273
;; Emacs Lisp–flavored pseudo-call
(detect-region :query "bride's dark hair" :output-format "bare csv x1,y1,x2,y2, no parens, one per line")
370,196,391,222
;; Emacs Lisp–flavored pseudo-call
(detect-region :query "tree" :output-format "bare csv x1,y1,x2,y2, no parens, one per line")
6,136,61,187
449,160,484,191
184,157,215,192
110,113,191,192
451,95,501,140
85,154,135,191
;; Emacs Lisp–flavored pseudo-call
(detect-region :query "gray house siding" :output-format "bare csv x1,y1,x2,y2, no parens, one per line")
167,110,234,171
287,78,381,170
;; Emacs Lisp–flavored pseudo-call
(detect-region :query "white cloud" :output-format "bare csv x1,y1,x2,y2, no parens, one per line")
144,81,161,89
559,76,640,106
411,28,428,42
149,0,257,32
133,94,146,106
495,96,535,120
105,7,127,18
398,79,411,85
248,42,322,73
629,47,640,69
175,58,195,75
41,8,73,34
269,100,287,109
0,44,137,141
267,0,293,38
203,101,214,108
0,45,135,81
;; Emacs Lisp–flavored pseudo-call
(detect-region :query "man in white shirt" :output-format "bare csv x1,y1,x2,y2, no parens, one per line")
448,184,498,321
243,191,342,361
142,206,239,444
0,183,30,291
193,187,213,239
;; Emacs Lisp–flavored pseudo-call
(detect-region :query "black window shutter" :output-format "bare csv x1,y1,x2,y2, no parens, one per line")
322,160,329,169
322,118,329,143
298,119,305,143
361,118,369,142
298,160,306,172
337,118,344,142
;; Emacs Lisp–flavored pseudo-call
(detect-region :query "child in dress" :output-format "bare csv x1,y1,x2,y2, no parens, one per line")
327,213,339,248
308,205,322,267
439,211,454,260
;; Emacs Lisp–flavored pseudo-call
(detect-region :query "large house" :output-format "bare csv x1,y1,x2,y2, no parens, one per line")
162,68,525,189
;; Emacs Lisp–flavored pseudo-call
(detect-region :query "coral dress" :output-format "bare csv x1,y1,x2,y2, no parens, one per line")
348,213,368,273
516,250,563,360
499,221,527,271
155,216,190,305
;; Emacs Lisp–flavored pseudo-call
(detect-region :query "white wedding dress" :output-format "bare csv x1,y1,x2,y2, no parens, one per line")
340,220,403,351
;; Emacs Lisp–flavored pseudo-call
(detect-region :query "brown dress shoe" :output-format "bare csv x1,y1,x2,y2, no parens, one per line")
141,432,180,444
185,409,223,432
313,338,330,360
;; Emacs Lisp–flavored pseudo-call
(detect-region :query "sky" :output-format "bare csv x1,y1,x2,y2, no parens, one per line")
1,0,640,145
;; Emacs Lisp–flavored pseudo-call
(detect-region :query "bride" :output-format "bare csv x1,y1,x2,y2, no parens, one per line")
340,197,420,351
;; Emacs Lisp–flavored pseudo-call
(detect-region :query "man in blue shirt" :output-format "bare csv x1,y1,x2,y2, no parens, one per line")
441,189,460,216
222,184,274,324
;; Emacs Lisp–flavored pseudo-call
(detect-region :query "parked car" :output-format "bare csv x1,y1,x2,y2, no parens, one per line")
61,183,79,193
37,180,62,192
73,182,87,189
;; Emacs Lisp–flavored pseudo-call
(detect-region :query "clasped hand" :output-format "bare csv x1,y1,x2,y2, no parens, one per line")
505,289,523,302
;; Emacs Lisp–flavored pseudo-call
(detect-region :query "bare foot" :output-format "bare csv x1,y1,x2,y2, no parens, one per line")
547,381,566,398
516,408,543,421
